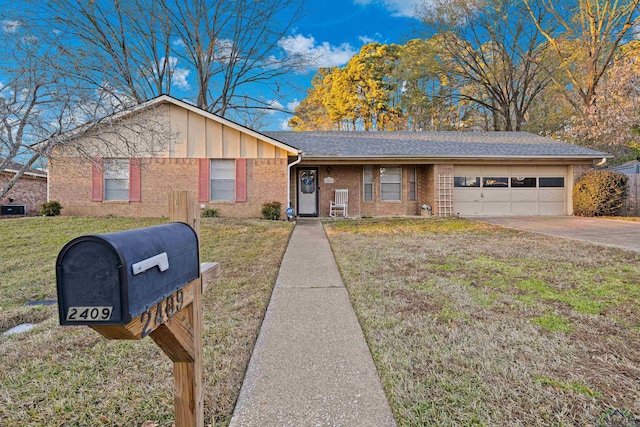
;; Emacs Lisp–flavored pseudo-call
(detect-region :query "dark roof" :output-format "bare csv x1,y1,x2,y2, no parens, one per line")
1,160,47,178
263,131,610,159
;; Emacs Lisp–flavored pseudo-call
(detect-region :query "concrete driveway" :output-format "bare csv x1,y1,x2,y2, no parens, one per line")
475,216,640,253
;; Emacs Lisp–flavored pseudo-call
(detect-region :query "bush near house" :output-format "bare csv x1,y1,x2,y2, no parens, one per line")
261,201,281,220
573,170,627,216
201,208,219,218
39,201,62,216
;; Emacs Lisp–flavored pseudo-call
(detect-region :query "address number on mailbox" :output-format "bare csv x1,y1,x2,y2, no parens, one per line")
67,307,113,321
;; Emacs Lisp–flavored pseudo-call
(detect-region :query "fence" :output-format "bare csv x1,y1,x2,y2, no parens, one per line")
622,174,640,216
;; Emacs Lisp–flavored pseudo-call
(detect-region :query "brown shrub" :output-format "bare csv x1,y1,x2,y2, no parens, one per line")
573,170,627,216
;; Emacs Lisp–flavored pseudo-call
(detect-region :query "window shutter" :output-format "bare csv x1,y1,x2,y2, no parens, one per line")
129,158,142,202
235,158,247,202
198,158,210,202
91,157,103,202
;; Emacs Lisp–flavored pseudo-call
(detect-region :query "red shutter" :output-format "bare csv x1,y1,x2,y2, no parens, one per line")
235,158,247,202
129,158,142,202
91,157,103,202
198,158,210,202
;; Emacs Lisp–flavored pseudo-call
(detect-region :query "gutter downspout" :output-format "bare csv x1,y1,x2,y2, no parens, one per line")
287,152,302,212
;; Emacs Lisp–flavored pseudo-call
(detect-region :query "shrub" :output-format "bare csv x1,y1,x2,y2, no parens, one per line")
40,201,62,216
573,170,627,217
261,201,281,220
201,208,219,218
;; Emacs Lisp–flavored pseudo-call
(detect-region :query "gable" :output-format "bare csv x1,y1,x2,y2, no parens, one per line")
166,104,293,159
49,95,299,160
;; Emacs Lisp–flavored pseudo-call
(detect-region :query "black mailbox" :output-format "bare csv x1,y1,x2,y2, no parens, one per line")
56,222,199,326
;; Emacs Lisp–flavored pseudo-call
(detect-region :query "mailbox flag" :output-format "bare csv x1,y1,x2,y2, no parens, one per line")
91,158,103,202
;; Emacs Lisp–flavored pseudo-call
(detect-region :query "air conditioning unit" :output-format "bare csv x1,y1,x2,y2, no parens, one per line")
1,204,28,215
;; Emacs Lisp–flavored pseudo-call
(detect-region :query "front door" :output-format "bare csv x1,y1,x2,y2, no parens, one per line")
297,168,318,216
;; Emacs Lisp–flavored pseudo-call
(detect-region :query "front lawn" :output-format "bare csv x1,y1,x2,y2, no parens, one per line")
0,216,293,426
325,218,640,426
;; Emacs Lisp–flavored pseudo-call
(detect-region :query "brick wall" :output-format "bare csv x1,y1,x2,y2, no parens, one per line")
316,165,362,217
293,164,425,217
49,157,288,218
203,158,288,218
0,172,47,215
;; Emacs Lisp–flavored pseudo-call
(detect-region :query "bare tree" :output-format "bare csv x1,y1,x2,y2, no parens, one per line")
0,17,171,200
523,0,640,112
38,0,175,104
37,0,308,123
168,0,307,119
419,0,551,131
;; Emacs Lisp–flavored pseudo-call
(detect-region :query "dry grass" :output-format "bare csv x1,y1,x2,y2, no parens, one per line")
600,216,640,222
0,216,293,426
324,217,640,427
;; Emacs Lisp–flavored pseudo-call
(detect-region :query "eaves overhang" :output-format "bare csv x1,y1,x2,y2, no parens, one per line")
298,153,612,162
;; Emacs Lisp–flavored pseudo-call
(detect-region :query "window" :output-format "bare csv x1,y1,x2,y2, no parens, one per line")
454,176,480,187
380,166,401,201
483,177,509,187
539,177,564,188
104,159,129,201
210,159,235,201
511,177,537,188
409,166,417,201
363,165,373,201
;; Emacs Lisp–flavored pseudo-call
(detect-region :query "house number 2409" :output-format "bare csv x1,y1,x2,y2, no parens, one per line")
140,289,184,337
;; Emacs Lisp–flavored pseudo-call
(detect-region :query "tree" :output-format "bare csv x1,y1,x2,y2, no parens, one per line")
288,69,336,131
39,0,307,123
344,43,403,131
289,43,403,131
0,15,170,200
565,41,640,158
395,38,473,130
37,0,174,106
419,0,551,131
523,0,640,113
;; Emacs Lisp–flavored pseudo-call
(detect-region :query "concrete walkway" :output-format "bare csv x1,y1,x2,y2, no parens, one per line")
230,219,396,427
476,216,640,252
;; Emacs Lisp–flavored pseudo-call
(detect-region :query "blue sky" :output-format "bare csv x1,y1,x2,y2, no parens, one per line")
262,0,424,130
1,0,425,132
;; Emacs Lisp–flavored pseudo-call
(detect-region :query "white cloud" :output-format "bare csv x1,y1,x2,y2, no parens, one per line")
358,33,384,44
278,34,357,70
353,0,422,18
258,99,286,117
279,119,291,130
172,68,191,90
159,56,191,90
1,20,20,33
172,38,186,48
286,99,300,112
265,99,284,114
162,56,179,69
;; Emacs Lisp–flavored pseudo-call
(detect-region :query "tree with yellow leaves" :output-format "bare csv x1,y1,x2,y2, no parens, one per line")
523,0,640,113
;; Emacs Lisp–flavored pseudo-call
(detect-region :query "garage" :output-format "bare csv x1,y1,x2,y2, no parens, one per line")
453,165,568,216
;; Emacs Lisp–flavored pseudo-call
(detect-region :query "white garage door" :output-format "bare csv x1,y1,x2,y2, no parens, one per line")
453,165,568,216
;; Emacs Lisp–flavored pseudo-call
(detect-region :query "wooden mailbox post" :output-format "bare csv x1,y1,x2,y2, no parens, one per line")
56,192,218,427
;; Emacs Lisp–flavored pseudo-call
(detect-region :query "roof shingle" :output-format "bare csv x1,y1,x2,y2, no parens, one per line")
263,131,610,159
